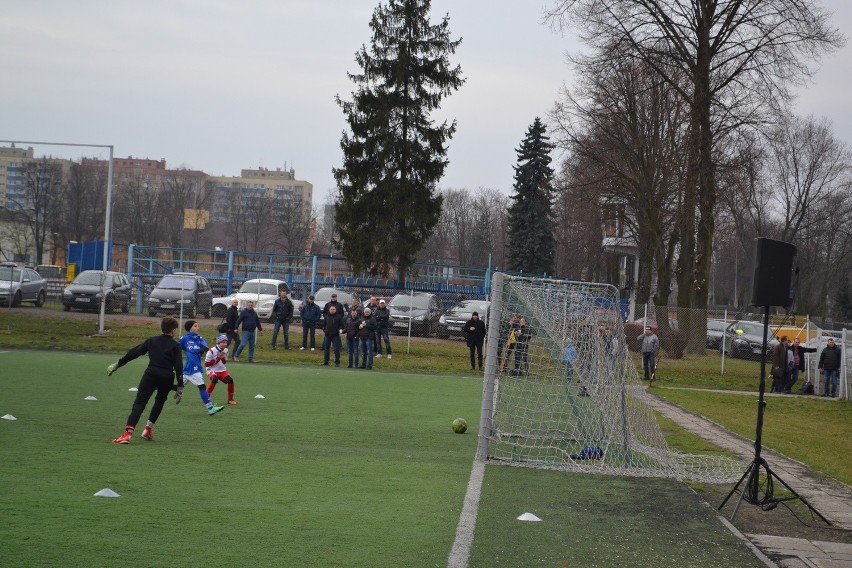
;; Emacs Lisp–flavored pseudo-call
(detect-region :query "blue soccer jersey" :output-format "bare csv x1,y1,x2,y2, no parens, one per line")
178,332,208,375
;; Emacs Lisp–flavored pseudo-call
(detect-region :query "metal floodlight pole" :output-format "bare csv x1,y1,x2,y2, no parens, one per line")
0,140,114,335
98,146,114,335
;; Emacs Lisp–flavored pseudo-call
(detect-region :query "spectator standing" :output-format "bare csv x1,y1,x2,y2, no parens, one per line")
500,315,522,372
374,299,392,359
324,293,345,321
464,311,486,371
343,298,363,327
271,289,294,350
358,307,377,369
818,337,842,398
787,337,817,394
637,326,660,382
107,317,184,444
321,305,344,366
770,336,790,393
300,295,321,351
233,301,262,363
513,317,532,375
348,297,363,316
364,296,380,355
225,298,240,349
345,307,362,368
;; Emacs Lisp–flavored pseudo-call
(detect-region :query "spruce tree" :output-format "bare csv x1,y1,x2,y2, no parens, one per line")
507,118,555,275
333,0,463,285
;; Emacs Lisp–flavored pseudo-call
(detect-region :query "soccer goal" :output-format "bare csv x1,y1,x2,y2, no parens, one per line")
477,273,741,483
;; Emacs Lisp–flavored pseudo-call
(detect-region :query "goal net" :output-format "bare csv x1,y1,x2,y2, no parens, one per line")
477,273,742,483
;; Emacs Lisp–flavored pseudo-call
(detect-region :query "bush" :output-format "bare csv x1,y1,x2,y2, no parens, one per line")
660,328,689,359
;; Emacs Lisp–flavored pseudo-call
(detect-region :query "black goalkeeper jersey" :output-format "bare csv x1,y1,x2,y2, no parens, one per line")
116,334,183,379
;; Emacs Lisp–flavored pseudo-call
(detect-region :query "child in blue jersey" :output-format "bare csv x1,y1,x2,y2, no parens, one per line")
178,320,224,416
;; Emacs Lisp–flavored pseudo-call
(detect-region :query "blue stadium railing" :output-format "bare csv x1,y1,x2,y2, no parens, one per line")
125,244,494,314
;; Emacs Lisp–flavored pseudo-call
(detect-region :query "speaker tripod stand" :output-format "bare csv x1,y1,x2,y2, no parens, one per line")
718,305,831,525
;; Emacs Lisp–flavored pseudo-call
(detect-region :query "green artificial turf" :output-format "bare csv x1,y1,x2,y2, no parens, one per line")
0,351,482,567
469,466,765,567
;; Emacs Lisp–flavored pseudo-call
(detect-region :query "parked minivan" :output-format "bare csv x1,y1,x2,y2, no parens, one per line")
387,292,444,337
147,272,213,318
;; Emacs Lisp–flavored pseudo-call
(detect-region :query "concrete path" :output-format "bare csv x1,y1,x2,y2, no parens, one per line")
645,388,852,567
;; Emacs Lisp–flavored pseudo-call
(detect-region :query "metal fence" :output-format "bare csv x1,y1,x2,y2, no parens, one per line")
630,302,849,400
22,245,494,342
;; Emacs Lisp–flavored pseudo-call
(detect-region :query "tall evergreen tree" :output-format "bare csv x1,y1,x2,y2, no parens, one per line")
333,0,463,285
507,118,555,275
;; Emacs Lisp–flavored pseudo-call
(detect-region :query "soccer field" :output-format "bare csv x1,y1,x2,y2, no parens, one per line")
0,350,765,567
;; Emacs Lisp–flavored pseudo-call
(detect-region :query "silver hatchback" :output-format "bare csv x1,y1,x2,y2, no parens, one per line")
0,266,48,307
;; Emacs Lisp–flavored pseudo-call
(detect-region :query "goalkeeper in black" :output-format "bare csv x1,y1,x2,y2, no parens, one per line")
107,316,184,444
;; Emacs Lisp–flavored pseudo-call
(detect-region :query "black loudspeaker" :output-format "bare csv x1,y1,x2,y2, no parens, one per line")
751,237,796,307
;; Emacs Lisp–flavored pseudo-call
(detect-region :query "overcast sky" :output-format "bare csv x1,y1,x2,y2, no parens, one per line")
2,0,850,210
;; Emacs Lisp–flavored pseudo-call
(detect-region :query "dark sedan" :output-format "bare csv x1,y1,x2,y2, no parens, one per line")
62,270,131,313
438,300,491,339
388,292,444,337
720,320,779,360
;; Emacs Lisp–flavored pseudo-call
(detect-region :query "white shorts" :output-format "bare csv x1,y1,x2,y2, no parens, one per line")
182,372,205,387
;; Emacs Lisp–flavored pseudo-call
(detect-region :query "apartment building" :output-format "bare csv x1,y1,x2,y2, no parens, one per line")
208,166,313,223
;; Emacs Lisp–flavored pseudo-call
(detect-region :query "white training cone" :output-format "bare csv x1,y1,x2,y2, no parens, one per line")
128,387,138,392
517,512,542,522
94,488,120,497
85,396,98,401
2,414,17,421
254,394,266,399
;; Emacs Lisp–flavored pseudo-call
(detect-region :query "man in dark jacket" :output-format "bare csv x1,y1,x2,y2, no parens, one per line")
818,338,842,397
513,317,532,375
770,336,791,393
373,299,392,359
271,289,294,350
323,292,345,326
344,307,362,368
786,337,817,394
225,298,240,349
321,304,344,366
358,307,378,369
464,312,487,371
300,296,321,351
233,301,262,363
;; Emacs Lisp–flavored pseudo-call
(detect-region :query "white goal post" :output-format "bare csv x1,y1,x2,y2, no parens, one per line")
476,272,742,483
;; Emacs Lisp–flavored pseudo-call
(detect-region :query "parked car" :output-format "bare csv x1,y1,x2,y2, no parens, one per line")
295,287,360,324
720,320,779,360
211,278,287,320
0,265,48,307
62,270,131,313
388,292,444,337
147,272,213,318
438,300,491,339
706,319,728,349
